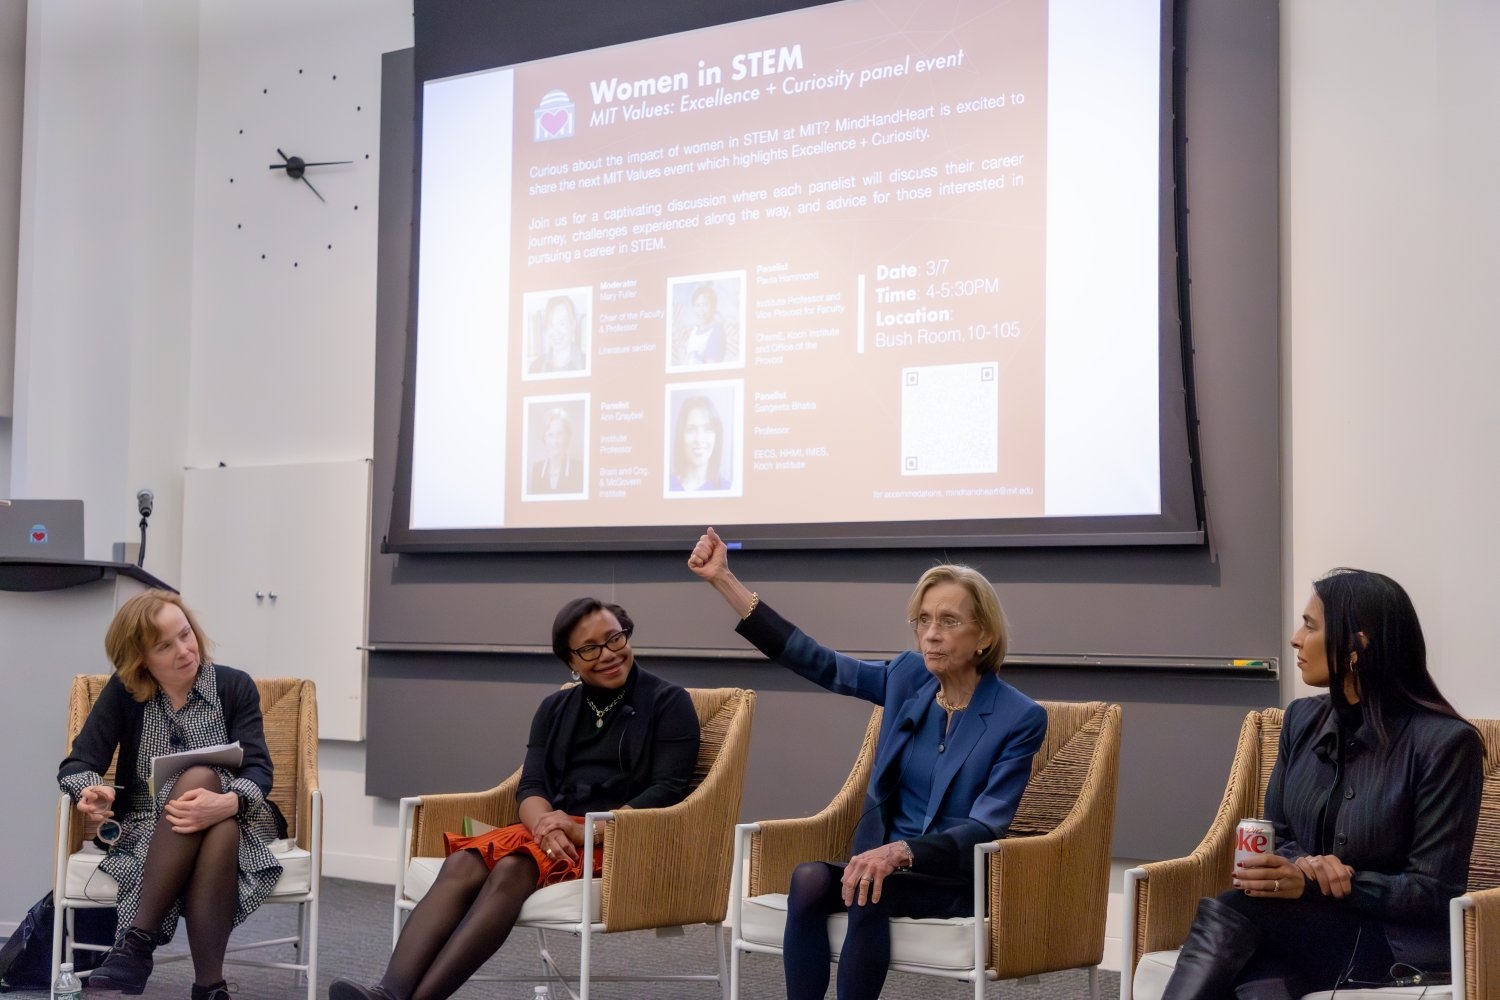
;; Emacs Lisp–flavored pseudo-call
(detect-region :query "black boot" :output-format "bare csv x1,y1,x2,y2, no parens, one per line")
1234,977,1301,1000
1160,896,1262,1000
328,979,400,1000
190,981,232,1000
87,926,156,994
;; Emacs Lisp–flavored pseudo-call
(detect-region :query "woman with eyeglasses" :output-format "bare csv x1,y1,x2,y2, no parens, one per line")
687,527,1047,1000
57,591,285,1000
329,597,699,1000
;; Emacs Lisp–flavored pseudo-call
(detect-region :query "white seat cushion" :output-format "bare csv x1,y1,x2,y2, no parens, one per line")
1301,990,1450,999
1133,950,1452,1000
403,856,602,924
738,892,988,973
64,839,313,902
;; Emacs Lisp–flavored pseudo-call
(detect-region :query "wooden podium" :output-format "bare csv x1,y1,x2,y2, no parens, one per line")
0,559,174,934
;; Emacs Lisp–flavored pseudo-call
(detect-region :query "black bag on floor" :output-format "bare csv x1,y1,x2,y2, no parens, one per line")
0,892,117,991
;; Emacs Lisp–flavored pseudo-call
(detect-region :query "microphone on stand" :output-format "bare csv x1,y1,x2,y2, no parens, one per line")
135,489,154,568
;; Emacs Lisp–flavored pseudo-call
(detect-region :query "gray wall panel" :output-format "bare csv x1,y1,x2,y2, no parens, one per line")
369,0,1282,862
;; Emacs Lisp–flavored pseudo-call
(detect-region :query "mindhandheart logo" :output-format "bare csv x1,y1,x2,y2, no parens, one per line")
534,90,576,142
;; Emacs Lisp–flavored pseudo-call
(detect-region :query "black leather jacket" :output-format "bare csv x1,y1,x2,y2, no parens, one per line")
1266,695,1484,967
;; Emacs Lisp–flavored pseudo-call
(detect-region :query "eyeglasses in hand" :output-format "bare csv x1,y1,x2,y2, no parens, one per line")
571,629,632,662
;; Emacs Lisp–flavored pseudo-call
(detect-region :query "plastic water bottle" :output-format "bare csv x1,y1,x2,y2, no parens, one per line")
532,986,551,1000
53,962,83,1000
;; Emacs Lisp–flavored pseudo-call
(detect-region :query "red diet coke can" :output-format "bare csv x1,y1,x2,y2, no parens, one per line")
1235,818,1275,867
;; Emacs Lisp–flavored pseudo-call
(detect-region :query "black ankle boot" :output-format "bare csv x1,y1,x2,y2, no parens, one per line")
328,979,399,1000
88,926,156,994
1161,896,1262,1000
190,981,232,1000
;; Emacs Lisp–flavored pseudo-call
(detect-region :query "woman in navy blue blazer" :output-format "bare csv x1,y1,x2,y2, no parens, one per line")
688,527,1048,1000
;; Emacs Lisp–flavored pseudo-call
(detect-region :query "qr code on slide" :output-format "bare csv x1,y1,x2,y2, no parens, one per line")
900,363,999,475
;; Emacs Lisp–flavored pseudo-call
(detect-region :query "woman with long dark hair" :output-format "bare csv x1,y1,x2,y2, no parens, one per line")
1162,568,1484,998
669,395,727,492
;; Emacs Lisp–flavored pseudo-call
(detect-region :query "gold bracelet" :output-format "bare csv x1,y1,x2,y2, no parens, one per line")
741,591,760,619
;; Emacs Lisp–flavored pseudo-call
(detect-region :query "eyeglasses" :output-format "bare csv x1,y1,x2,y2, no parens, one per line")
908,615,975,633
571,628,632,662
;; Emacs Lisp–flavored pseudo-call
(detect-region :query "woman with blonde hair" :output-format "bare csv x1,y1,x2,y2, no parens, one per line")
688,527,1046,1000
59,590,284,1000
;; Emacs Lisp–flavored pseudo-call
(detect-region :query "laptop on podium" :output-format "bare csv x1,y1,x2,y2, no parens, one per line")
0,499,86,560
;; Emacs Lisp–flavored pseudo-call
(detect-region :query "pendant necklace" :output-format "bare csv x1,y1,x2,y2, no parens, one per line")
586,689,627,728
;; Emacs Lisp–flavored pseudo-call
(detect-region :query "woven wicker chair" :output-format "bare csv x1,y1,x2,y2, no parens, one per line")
727,699,1121,1000
393,686,756,1000
1122,709,1500,1000
52,674,322,1000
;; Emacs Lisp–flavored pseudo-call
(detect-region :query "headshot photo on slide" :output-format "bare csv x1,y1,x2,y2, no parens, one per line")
521,287,592,380
522,394,589,500
665,271,745,373
664,380,743,498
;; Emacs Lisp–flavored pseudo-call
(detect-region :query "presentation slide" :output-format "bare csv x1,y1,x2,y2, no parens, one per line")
409,0,1163,534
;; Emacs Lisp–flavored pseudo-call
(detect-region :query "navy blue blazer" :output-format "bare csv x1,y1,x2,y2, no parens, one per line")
738,601,1047,879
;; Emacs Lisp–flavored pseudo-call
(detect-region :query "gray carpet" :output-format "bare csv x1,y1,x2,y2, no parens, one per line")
6,877,1117,999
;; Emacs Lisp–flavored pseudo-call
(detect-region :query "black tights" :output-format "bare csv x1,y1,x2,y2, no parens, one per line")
381,849,540,1000
132,765,240,987
783,861,969,1000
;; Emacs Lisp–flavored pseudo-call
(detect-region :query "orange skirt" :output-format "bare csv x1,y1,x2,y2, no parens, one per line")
444,820,604,889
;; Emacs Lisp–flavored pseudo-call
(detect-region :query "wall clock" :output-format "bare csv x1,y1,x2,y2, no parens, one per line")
224,65,377,271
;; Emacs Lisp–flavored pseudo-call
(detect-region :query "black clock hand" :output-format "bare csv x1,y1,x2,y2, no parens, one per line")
269,149,353,183
299,175,326,203
268,160,354,170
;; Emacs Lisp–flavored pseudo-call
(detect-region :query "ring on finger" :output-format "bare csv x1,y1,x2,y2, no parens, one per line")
1273,879,1280,892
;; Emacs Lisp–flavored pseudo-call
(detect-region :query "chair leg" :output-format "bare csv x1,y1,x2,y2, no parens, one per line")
578,922,591,1000
51,902,66,992
728,935,742,1000
1088,964,1100,1000
712,924,729,1000
303,897,320,1000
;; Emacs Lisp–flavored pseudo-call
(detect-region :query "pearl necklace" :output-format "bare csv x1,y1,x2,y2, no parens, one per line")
586,689,627,729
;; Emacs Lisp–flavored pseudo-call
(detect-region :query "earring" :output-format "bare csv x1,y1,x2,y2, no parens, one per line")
570,670,580,682
978,647,986,656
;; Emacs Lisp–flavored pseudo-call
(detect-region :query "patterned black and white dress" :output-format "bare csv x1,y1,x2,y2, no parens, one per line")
58,663,284,943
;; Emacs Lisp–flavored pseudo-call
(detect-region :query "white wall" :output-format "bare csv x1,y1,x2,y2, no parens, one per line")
12,0,197,575
183,0,412,881
188,1,402,468
0,0,22,422
1282,0,1500,715
3,0,411,909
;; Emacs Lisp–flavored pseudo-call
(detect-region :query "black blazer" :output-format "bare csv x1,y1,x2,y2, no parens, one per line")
1266,695,1484,967
518,666,700,812
58,664,274,802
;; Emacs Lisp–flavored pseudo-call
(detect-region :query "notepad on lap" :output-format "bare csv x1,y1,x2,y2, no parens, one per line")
150,742,244,798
